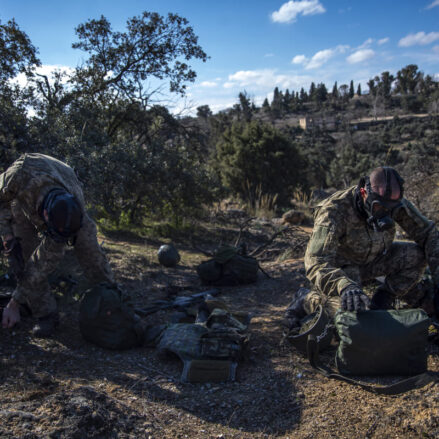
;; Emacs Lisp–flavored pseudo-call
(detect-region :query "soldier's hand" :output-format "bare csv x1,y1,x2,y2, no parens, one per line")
340,286,370,312
2,298,21,328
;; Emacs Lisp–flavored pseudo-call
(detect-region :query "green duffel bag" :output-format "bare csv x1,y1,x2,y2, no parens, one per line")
79,282,145,350
335,309,429,376
307,309,439,395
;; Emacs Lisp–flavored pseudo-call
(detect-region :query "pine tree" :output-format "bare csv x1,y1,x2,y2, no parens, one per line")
332,81,338,99
349,80,355,98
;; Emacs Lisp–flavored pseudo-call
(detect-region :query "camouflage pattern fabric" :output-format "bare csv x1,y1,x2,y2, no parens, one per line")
0,153,113,317
304,186,439,313
157,306,250,382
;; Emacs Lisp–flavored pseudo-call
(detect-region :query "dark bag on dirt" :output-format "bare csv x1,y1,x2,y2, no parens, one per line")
79,282,144,350
196,245,259,286
335,309,429,376
157,305,250,383
307,309,439,394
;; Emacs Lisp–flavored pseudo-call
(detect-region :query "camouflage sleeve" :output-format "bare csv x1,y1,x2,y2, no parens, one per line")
73,214,114,284
393,199,439,285
304,207,357,296
0,168,17,238
12,236,65,304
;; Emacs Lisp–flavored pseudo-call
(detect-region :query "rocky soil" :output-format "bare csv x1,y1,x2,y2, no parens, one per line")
1,216,438,439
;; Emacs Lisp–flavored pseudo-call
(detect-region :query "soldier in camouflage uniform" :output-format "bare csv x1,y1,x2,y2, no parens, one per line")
1,153,114,337
284,166,439,328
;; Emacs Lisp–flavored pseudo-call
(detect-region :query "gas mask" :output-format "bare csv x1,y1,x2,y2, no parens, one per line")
362,168,404,232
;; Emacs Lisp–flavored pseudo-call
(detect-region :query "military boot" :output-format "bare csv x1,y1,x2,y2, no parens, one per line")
32,312,59,338
370,285,395,310
282,287,311,330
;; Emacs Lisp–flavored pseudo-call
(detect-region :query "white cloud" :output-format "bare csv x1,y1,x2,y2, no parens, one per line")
399,31,439,47
224,69,313,91
378,37,389,45
358,38,374,49
11,64,74,88
306,49,335,69
271,0,325,24
293,45,348,70
292,54,307,64
433,45,439,53
199,81,217,88
346,49,375,64
426,0,439,9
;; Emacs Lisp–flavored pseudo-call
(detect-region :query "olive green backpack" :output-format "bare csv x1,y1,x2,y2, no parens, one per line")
79,283,144,350
307,309,439,394
196,245,260,286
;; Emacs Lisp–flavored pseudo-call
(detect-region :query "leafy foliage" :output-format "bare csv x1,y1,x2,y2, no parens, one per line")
215,120,304,206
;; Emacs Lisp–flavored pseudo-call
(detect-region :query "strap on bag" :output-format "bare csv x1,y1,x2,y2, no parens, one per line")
307,335,439,395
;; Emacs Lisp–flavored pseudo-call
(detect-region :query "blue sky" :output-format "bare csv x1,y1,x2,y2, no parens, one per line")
1,0,439,114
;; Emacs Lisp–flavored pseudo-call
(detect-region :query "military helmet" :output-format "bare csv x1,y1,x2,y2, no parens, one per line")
157,244,181,267
42,188,83,244
283,305,333,354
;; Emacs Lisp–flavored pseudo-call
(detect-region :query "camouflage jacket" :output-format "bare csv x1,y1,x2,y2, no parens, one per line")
304,186,439,296
0,153,85,239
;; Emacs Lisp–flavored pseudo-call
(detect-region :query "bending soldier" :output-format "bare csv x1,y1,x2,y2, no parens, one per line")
1,153,114,337
284,166,439,327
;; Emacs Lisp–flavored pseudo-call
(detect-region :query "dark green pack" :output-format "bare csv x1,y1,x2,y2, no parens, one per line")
335,309,430,376
79,283,144,350
157,306,250,382
307,308,439,394
197,245,259,286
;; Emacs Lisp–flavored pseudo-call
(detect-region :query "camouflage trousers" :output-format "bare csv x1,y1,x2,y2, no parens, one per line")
304,241,427,318
11,204,114,318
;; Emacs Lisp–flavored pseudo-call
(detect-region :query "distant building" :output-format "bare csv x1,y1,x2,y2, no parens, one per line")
299,115,337,131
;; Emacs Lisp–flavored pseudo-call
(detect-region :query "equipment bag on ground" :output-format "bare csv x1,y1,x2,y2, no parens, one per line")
79,282,144,350
196,245,259,286
157,302,251,383
307,308,439,394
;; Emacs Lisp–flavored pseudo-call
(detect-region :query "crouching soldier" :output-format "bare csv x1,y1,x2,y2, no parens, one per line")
284,166,439,328
1,153,114,337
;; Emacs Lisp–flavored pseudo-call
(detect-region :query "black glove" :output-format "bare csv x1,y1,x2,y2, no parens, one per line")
340,285,370,312
3,237,25,279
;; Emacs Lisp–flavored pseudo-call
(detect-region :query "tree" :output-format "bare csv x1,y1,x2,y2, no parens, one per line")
357,83,362,96
271,86,283,117
332,81,338,99
215,121,304,206
0,19,40,83
396,64,421,95
237,91,253,122
378,71,394,99
0,19,40,166
71,12,208,107
299,87,308,102
197,105,212,119
339,84,349,99
349,80,355,98
309,82,316,101
262,97,270,113
314,83,328,103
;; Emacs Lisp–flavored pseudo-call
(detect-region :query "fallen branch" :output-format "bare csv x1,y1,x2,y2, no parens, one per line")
249,227,288,257
234,217,256,246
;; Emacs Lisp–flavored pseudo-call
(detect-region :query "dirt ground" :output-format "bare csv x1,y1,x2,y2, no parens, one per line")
1,216,438,439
